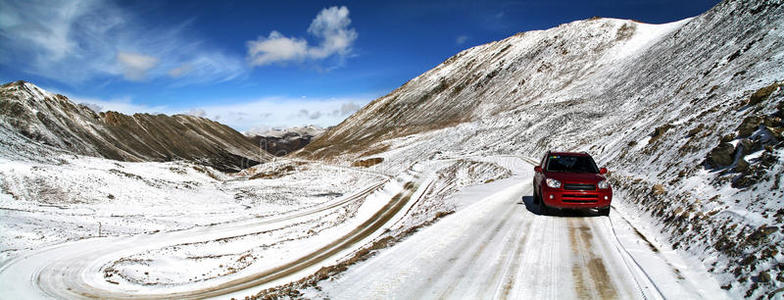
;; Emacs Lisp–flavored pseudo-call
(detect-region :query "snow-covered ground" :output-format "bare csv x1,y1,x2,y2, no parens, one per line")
0,154,380,270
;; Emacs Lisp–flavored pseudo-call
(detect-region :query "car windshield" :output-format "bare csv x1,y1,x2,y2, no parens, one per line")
546,155,599,173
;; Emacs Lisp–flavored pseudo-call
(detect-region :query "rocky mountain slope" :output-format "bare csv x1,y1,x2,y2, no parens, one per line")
0,81,269,172
300,0,784,297
246,126,324,156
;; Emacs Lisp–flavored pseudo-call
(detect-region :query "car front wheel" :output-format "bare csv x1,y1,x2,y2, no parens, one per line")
539,192,550,215
533,186,540,206
598,206,610,216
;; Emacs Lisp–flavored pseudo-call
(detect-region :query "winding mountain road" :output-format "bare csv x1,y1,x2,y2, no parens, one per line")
0,174,417,299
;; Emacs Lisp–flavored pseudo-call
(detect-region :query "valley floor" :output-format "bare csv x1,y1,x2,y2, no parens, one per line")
0,156,729,299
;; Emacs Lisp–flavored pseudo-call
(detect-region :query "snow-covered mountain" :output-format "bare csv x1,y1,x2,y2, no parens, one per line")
301,0,784,297
0,81,269,172
246,125,325,156
246,125,325,139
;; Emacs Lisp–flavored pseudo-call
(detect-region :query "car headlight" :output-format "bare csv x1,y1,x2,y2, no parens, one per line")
598,180,610,189
546,178,562,189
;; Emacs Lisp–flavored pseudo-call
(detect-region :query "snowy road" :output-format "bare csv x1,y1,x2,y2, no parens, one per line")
315,158,725,299
319,176,642,299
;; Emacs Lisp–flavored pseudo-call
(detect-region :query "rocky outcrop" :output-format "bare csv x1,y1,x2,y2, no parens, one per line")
247,126,324,156
0,81,269,172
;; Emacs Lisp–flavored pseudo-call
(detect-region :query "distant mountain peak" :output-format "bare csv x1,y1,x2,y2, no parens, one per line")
246,125,325,157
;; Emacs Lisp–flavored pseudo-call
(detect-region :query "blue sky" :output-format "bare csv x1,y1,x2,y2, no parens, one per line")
0,0,719,132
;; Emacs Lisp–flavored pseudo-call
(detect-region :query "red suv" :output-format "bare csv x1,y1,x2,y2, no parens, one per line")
533,151,612,216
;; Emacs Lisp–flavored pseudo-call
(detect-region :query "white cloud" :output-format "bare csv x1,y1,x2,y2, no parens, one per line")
456,35,469,45
247,6,357,67
0,0,245,84
306,6,357,59
117,52,159,81
247,31,308,66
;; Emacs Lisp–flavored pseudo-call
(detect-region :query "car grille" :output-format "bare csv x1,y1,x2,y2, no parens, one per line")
563,199,599,203
563,193,599,203
564,184,596,191
563,194,598,199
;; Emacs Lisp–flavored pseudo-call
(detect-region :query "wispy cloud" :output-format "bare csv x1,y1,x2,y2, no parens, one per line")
117,52,158,81
247,6,357,67
167,64,193,78
456,35,469,45
0,0,244,85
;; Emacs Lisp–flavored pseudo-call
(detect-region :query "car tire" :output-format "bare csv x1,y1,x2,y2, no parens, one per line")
599,207,610,216
533,186,540,206
539,197,549,216
533,182,539,205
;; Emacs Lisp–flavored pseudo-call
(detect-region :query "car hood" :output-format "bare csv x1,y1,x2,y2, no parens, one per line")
544,172,606,183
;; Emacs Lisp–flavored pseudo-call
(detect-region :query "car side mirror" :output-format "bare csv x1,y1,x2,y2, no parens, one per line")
599,167,608,174
534,166,543,173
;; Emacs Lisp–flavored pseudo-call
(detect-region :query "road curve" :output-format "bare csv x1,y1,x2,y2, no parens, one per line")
0,175,419,299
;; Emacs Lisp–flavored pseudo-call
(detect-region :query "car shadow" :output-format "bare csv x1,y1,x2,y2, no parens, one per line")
520,195,601,218
521,195,541,214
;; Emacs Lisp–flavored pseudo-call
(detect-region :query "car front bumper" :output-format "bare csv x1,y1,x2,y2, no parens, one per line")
541,186,612,209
